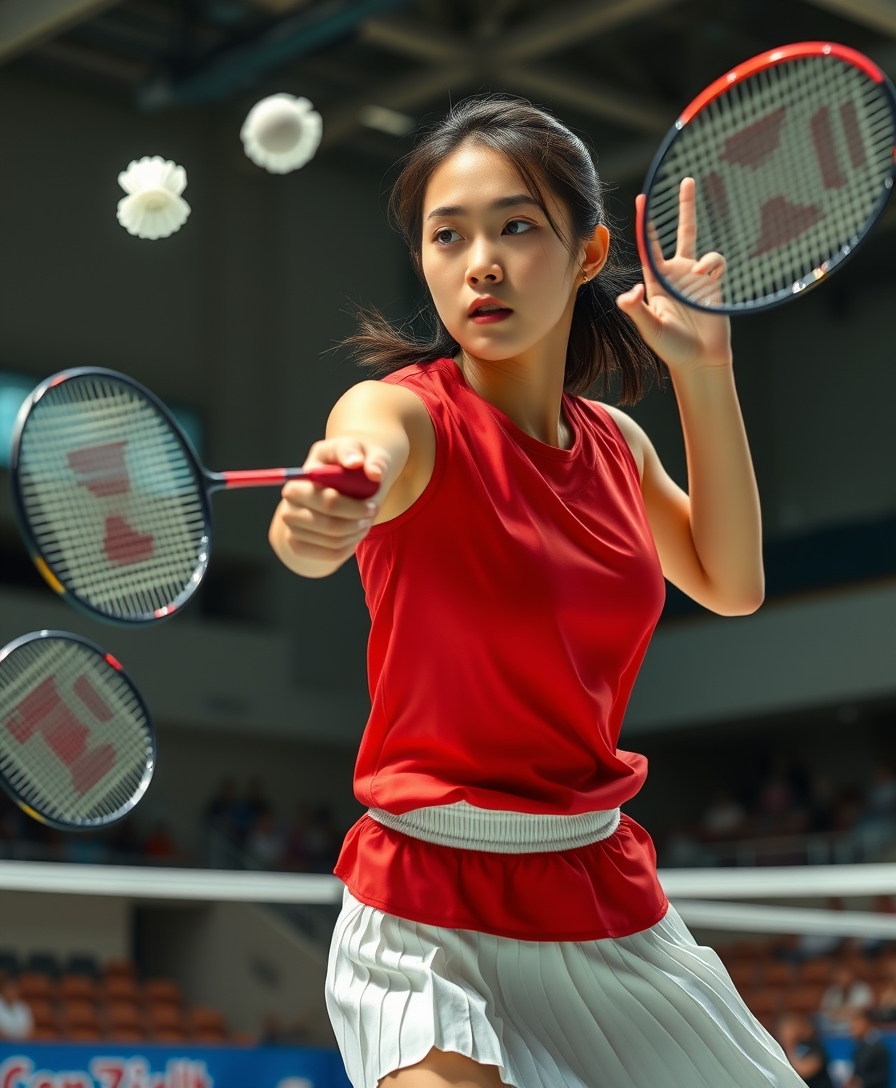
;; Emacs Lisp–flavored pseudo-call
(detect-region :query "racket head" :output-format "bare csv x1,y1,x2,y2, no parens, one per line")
0,631,155,830
641,42,896,314
10,368,212,624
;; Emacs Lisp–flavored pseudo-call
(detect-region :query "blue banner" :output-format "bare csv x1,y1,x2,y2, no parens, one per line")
0,1044,352,1088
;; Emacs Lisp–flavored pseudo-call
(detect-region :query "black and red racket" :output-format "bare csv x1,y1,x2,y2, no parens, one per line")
640,42,896,313
10,368,378,624
0,631,154,829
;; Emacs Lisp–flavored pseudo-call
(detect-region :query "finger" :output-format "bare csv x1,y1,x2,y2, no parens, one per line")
281,479,378,520
305,437,366,470
616,284,667,350
286,521,371,551
281,506,373,540
693,250,726,277
675,177,697,261
285,536,368,566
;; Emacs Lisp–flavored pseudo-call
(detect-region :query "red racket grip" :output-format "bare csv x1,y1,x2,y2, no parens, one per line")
219,465,379,498
297,465,379,499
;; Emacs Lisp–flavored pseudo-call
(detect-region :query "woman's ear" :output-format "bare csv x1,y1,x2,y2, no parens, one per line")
581,224,610,282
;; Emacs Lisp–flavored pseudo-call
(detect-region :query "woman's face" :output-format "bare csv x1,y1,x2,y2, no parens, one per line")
419,142,601,365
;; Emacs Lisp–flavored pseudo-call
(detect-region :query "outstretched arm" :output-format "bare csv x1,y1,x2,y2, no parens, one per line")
613,179,763,616
268,379,431,578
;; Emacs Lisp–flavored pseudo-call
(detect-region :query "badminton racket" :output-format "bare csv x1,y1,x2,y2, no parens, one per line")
11,367,378,624
640,42,896,313
0,631,154,829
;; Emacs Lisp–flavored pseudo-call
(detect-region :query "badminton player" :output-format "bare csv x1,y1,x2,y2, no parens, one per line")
269,96,804,1088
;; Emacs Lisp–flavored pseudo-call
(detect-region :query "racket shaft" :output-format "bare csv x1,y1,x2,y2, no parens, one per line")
216,465,378,498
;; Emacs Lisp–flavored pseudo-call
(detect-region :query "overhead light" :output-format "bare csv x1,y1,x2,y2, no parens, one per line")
358,104,415,137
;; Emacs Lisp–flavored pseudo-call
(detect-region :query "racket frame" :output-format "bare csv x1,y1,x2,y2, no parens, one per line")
0,629,156,830
10,367,214,625
640,41,896,314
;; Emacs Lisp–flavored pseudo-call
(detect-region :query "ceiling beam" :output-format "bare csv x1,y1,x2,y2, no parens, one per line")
800,0,896,37
495,0,687,65
321,63,478,148
0,0,122,64
499,63,672,134
359,14,469,64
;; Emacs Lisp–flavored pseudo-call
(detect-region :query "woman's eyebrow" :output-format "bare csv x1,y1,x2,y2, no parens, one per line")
425,195,543,220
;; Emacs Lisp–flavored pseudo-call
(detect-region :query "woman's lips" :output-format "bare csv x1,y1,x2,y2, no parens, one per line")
470,308,512,324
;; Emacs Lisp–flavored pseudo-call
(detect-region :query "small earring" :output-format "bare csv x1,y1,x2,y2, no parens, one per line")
582,271,588,282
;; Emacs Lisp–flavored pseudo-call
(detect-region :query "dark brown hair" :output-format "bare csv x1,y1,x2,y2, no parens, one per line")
345,95,659,402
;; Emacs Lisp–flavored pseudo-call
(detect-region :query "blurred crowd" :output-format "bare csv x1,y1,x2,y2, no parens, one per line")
0,790,185,866
202,778,342,873
722,938,896,1088
660,757,896,868
0,777,344,874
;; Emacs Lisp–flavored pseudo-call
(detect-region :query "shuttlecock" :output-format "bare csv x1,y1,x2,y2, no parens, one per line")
116,156,190,240
240,94,322,174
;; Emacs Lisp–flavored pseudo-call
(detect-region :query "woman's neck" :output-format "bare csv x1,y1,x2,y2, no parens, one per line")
455,332,573,450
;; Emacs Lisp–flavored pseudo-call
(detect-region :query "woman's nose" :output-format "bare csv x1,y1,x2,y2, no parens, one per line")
466,241,503,286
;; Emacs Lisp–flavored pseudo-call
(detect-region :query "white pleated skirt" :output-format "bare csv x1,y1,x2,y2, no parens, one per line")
325,886,807,1088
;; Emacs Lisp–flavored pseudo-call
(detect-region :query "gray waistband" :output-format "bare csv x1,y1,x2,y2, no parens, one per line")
366,800,621,853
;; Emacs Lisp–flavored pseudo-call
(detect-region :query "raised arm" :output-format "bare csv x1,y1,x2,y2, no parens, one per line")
268,379,433,578
613,180,763,616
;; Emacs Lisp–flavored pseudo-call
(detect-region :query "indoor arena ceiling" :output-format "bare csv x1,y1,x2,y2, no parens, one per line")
4,0,896,185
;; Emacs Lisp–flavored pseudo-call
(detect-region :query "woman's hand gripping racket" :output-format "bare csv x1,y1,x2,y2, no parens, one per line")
0,631,154,829
640,42,896,313
11,368,380,624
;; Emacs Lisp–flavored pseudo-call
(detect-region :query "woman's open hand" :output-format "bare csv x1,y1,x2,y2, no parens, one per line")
616,178,732,374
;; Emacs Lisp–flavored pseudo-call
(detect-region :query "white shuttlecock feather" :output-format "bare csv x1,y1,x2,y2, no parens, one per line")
240,94,322,174
117,156,191,240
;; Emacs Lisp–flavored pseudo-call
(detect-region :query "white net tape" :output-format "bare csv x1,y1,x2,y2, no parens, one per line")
0,638,152,825
17,375,207,620
646,55,895,308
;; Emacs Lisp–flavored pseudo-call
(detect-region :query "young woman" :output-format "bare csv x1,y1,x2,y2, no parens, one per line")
269,97,804,1088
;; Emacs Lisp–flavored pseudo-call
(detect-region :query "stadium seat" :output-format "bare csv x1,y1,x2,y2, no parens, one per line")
760,961,794,987
103,975,139,1002
147,1003,184,1031
25,998,58,1033
103,959,137,980
19,973,55,1001
106,1001,142,1029
61,999,101,1033
60,974,98,1001
797,958,833,984
745,988,783,1016
144,979,181,1006
727,962,757,991
30,1026,59,1041
189,1007,226,1034
785,984,827,1013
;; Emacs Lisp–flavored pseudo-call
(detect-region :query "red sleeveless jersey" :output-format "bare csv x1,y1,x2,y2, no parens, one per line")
334,359,669,940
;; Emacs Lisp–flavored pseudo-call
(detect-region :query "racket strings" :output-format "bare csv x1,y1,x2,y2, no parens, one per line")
647,55,895,308
17,376,208,620
0,639,152,825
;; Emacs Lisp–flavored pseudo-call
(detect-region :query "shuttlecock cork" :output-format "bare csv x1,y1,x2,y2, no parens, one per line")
117,156,190,240
240,94,322,174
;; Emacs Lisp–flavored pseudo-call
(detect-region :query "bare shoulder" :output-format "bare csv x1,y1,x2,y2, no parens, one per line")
330,378,431,428
586,401,648,479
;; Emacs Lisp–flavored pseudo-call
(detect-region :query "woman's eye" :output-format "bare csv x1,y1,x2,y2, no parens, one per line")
435,228,461,244
504,219,533,235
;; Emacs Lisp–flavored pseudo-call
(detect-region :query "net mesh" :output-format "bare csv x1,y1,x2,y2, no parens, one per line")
0,637,153,826
645,54,896,310
16,374,208,621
